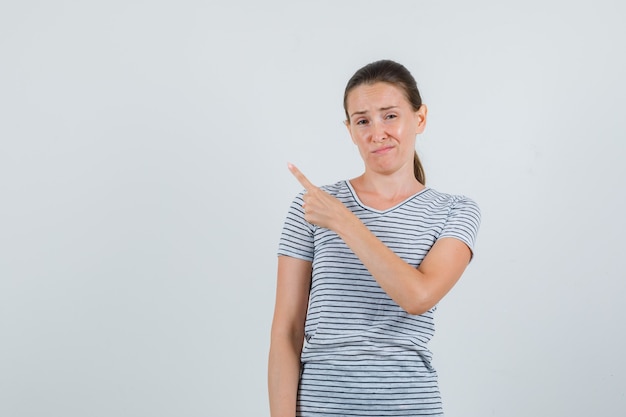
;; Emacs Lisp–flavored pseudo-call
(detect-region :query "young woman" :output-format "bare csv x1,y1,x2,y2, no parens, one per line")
268,59,481,417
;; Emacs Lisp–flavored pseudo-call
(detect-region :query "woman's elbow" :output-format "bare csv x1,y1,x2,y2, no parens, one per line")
400,291,438,316
403,303,433,316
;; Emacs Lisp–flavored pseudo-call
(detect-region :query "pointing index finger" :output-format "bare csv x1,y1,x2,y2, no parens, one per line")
287,163,316,191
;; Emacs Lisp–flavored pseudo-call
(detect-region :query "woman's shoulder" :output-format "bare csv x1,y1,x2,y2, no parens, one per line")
420,187,480,213
424,187,481,248
319,180,351,196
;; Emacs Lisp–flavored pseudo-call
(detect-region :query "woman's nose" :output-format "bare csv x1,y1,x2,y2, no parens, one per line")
371,121,386,143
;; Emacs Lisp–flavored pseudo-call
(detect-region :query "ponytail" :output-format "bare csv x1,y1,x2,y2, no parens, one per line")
413,151,426,185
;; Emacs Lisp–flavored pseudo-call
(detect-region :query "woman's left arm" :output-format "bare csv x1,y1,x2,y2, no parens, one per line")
334,215,471,315
289,163,473,315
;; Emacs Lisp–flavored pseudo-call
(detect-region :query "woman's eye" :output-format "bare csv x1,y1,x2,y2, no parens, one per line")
356,119,368,126
386,114,397,120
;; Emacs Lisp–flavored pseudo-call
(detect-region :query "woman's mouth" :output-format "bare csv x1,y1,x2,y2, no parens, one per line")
373,145,394,154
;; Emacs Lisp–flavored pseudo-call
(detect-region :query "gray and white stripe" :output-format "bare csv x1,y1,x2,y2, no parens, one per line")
278,180,480,416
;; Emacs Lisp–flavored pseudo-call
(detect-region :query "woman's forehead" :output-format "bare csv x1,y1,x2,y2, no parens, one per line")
346,82,408,110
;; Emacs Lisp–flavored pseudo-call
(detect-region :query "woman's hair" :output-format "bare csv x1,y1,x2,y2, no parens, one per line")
343,59,426,184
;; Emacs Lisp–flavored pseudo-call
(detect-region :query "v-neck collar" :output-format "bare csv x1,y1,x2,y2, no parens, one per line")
345,180,429,214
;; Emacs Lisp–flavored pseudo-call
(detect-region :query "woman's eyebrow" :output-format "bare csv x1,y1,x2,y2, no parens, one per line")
350,105,399,119
349,110,368,119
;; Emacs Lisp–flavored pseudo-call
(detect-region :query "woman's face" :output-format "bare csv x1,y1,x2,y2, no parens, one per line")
345,82,426,176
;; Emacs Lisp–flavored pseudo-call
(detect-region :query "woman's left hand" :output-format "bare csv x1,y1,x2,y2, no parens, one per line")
288,163,351,231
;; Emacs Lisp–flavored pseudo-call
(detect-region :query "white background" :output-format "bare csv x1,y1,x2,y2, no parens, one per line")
1,1,624,416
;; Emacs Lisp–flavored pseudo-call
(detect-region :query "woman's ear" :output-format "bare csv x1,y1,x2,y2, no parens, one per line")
415,104,428,134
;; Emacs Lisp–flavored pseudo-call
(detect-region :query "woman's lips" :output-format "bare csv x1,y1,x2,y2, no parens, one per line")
373,145,394,154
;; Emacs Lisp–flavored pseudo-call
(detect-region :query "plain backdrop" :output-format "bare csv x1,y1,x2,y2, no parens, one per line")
1,1,624,416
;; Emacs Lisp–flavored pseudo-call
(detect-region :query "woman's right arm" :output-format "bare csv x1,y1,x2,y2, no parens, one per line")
268,255,312,417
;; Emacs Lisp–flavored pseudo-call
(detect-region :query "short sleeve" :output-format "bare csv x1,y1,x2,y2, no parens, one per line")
438,195,481,257
277,192,315,261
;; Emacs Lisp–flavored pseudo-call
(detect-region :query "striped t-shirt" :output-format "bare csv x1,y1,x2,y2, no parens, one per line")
278,180,481,417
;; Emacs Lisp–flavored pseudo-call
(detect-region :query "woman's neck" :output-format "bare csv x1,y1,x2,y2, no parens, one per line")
350,170,424,210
